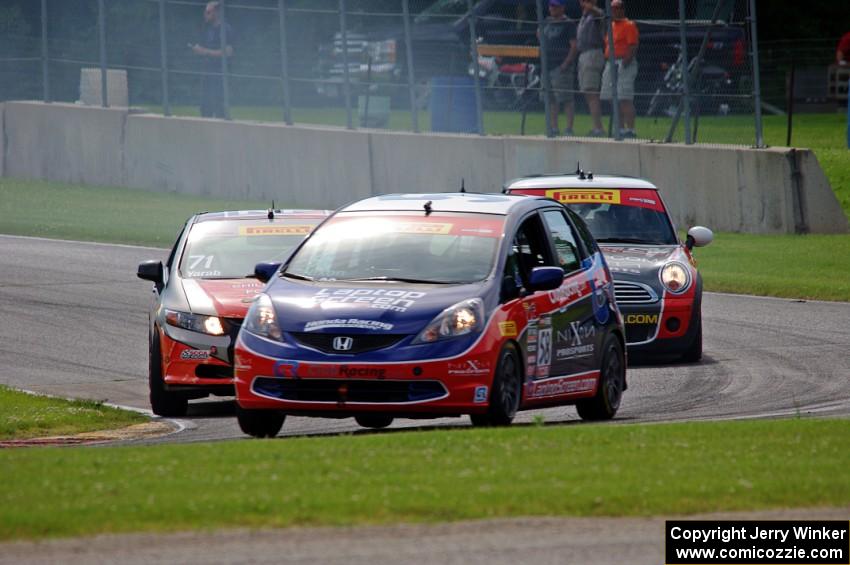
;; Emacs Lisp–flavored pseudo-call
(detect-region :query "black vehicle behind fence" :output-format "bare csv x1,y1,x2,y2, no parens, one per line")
314,0,749,116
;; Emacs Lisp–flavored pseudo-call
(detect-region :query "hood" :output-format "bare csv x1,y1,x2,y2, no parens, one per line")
181,278,265,318
599,245,685,281
266,278,486,336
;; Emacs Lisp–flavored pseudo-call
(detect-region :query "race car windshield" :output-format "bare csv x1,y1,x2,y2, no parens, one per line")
180,219,321,279
285,212,504,284
566,203,677,245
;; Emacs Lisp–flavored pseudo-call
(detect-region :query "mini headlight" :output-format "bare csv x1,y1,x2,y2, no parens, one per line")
413,298,484,344
242,294,283,342
165,309,225,336
660,262,691,294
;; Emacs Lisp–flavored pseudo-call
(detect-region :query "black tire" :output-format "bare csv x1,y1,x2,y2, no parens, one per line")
681,316,703,363
236,406,285,438
354,414,394,429
149,328,188,418
470,343,522,427
576,335,625,421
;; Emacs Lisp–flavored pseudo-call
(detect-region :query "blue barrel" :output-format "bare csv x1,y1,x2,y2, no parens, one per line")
430,76,478,134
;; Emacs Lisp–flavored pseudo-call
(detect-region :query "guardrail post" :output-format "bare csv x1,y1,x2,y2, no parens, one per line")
605,0,620,140
278,0,293,125
339,0,353,129
535,0,552,138
748,0,764,147
679,0,691,144
159,0,170,116
219,0,231,119
41,0,50,103
97,0,108,107
402,0,419,133
466,0,484,135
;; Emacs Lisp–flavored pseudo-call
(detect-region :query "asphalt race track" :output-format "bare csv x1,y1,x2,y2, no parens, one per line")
2,234,849,564
2,234,850,442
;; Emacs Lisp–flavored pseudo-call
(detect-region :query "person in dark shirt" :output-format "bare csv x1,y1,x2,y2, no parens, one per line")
190,1,234,118
576,0,605,136
540,0,579,136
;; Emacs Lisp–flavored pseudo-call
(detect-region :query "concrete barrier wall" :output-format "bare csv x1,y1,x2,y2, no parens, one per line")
124,115,372,208
0,103,5,178
369,130,506,196
4,101,127,187
2,102,847,234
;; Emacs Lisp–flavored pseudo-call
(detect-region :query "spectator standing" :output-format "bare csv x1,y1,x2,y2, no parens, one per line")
576,0,606,136
540,0,579,136
191,1,234,118
837,31,850,66
601,0,639,138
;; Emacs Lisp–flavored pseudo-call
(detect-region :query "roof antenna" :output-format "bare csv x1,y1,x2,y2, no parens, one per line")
575,162,582,175
267,200,275,220
424,200,433,216
587,172,594,180
460,178,466,193
578,170,587,180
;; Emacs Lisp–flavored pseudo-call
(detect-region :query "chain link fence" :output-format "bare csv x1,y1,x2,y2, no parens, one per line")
0,0,795,147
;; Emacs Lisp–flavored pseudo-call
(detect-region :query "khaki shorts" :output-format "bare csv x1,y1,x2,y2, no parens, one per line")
600,59,638,101
545,64,576,104
578,49,605,93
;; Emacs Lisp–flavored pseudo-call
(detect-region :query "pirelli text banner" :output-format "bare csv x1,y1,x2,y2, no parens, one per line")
666,521,849,564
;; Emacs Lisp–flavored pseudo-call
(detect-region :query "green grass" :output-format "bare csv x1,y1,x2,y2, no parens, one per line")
0,178,265,248
3,177,850,300
0,385,146,441
0,418,848,540
694,233,850,302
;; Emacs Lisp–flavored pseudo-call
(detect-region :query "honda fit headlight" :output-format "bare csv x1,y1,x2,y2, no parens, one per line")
165,309,224,336
659,262,691,294
242,294,283,342
413,299,484,344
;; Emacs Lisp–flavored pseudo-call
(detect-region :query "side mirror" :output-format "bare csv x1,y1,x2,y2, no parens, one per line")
137,260,163,284
686,226,714,250
528,266,564,292
254,262,282,284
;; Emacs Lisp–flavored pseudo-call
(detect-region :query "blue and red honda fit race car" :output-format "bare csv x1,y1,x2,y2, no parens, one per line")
233,193,627,437
137,209,330,416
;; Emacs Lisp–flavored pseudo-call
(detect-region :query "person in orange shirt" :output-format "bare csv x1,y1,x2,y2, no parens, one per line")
600,0,639,138
837,31,850,66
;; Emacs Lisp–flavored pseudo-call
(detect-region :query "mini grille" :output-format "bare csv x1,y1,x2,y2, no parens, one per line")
614,281,659,304
290,333,406,355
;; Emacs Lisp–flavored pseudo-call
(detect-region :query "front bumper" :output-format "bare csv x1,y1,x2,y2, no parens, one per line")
160,331,235,393
620,293,696,354
234,337,497,416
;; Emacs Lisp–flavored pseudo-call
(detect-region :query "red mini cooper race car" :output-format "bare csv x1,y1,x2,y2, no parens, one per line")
137,209,330,416
507,174,713,361
233,193,627,437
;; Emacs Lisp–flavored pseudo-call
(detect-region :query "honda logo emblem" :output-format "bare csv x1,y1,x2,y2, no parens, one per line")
332,336,354,351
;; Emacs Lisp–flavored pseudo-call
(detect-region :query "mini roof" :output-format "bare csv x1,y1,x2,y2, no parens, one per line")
506,174,658,191
195,209,332,222
341,193,538,215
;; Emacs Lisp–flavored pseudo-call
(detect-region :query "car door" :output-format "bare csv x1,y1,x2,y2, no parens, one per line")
501,212,560,387
539,208,600,377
